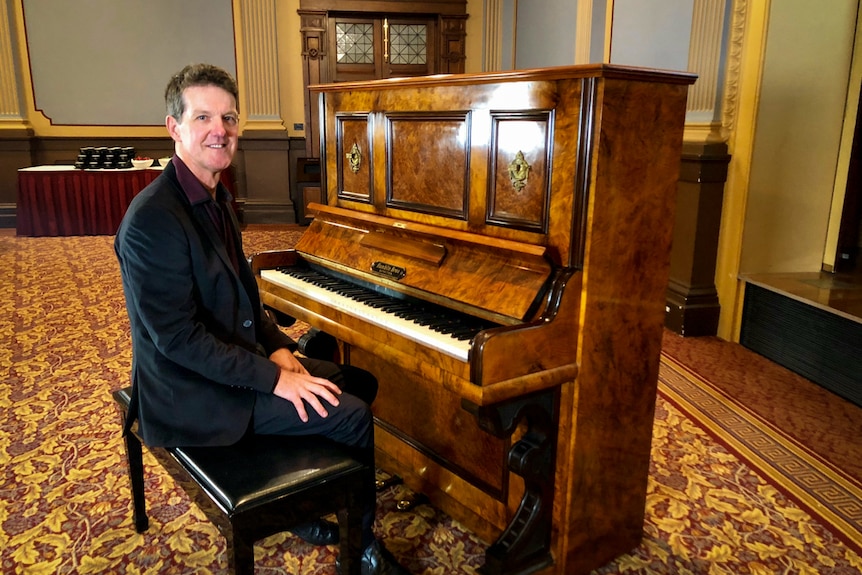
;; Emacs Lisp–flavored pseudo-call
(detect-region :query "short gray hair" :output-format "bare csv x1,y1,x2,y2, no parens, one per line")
165,63,238,120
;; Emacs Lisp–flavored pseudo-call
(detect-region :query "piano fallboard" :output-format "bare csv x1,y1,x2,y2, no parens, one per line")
292,203,555,325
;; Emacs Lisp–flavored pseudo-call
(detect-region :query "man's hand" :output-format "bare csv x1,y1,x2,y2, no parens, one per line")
270,347,308,375
270,349,341,422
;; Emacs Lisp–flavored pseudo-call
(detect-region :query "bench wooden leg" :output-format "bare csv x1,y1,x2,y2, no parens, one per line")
336,503,363,575
225,527,255,575
120,414,149,533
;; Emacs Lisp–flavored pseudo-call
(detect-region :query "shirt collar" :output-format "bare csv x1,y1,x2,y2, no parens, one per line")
173,155,231,205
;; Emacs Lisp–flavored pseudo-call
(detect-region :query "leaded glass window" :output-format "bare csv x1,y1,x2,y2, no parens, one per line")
389,24,427,65
336,22,374,64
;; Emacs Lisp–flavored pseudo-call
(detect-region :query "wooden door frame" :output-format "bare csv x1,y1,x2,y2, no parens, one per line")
824,1,862,272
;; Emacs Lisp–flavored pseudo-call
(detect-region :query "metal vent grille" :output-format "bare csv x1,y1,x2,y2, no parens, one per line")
740,282,862,408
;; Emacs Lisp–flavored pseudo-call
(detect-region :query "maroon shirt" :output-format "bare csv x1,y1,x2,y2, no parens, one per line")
172,155,240,273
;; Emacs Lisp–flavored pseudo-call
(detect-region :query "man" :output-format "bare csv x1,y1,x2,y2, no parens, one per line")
115,63,408,575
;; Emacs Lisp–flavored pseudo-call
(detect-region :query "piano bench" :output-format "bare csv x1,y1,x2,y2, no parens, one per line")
111,386,366,575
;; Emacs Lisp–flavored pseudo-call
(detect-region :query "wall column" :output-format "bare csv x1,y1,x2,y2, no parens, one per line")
666,0,733,336
483,0,503,70
0,0,34,227
235,0,286,131
233,0,295,224
666,141,730,336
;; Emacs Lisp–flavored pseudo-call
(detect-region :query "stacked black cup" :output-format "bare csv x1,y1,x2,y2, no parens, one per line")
75,146,136,169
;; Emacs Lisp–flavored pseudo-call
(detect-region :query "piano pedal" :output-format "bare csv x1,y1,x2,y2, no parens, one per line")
396,492,429,512
374,470,403,491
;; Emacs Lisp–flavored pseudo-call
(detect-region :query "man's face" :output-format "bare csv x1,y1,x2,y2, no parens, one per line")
167,84,238,188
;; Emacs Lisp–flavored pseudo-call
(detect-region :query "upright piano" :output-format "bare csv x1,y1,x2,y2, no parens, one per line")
253,64,696,575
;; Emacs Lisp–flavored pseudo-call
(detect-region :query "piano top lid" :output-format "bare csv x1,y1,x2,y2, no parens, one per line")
294,204,554,324
310,63,698,93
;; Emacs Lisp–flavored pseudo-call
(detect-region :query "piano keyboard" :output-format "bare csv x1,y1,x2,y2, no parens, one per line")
260,267,498,361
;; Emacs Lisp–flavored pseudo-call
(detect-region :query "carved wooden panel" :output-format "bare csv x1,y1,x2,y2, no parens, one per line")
487,112,553,232
385,113,470,219
336,114,372,202
354,349,509,497
440,15,468,73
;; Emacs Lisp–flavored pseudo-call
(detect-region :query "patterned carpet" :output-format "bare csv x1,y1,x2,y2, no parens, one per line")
1,227,861,574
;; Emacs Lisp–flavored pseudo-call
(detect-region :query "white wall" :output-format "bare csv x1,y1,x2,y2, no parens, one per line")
22,0,235,126
514,0,578,69
740,0,857,273
609,0,693,72
500,0,693,72
588,0,609,63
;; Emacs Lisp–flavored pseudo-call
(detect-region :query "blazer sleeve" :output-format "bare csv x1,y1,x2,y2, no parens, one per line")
256,302,298,356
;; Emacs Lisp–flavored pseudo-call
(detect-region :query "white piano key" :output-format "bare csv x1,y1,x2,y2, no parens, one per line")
261,268,471,361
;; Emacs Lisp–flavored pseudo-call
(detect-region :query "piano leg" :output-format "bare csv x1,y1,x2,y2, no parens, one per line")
463,390,557,575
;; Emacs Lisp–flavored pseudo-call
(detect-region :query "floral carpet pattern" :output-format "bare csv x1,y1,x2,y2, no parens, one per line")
1,228,861,574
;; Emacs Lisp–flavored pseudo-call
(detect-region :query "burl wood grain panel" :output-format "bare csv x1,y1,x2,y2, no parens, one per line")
551,78,692,574
386,113,470,218
351,348,509,496
337,114,372,202
487,113,552,232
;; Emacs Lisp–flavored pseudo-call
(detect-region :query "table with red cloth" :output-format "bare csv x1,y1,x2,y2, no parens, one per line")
16,165,236,237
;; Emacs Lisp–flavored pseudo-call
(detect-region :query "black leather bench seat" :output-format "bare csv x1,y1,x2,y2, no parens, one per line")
174,433,366,513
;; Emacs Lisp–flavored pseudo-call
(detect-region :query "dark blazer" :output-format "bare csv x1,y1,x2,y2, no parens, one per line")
114,162,295,448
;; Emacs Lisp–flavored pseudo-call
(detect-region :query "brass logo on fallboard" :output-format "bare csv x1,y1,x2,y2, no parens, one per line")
371,261,406,280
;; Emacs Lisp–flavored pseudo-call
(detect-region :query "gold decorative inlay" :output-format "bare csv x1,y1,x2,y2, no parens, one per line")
508,150,531,191
346,142,362,173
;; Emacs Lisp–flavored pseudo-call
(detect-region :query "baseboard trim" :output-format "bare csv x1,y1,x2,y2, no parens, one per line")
0,205,16,229
665,283,720,337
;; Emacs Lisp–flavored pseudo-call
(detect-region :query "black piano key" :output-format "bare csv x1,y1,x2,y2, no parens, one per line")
450,327,484,339
275,265,499,344
434,325,464,335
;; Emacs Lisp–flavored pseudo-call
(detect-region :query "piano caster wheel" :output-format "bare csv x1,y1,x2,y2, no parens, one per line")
396,493,429,512
375,471,403,491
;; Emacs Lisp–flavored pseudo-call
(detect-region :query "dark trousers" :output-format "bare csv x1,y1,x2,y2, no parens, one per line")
252,359,379,546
